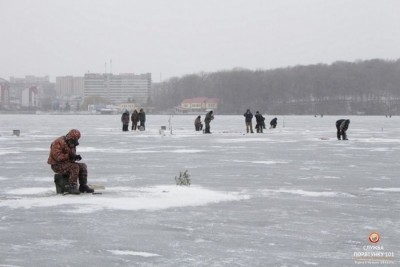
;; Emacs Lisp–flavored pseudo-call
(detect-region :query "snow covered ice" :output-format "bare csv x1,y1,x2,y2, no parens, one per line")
0,114,399,266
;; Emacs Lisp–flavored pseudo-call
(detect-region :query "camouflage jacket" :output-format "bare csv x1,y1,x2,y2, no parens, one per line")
47,136,77,165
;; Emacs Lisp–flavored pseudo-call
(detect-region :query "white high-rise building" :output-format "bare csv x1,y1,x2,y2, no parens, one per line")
21,86,38,108
84,73,151,104
55,76,84,97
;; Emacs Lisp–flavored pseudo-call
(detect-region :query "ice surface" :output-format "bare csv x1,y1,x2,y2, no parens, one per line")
1,114,399,266
0,185,248,212
107,250,161,257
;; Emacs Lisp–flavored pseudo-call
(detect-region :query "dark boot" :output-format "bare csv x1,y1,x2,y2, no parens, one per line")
79,184,94,193
68,184,81,195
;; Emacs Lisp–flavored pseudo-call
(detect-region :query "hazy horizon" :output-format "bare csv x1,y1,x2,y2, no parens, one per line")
1,0,400,82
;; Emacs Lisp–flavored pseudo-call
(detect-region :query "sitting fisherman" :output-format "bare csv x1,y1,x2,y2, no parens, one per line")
47,129,94,194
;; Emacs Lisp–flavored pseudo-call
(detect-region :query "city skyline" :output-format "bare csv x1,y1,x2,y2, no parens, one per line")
1,0,399,82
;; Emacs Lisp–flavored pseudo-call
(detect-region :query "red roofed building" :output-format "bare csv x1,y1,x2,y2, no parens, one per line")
176,97,219,114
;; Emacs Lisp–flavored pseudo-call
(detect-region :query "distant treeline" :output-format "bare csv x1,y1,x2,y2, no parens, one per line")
153,59,400,115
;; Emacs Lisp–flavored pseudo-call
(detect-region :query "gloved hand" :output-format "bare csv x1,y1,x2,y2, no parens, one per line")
75,155,82,161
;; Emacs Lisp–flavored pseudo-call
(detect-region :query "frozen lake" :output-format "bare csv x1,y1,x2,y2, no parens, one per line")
0,114,399,266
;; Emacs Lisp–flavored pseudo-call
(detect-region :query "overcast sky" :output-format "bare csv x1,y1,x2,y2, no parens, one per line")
1,0,399,82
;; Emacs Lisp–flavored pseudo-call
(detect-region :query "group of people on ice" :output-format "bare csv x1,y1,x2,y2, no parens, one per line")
193,109,277,134
242,109,349,140
120,108,350,140
194,109,349,140
119,107,350,140
194,110,214,134
121,108,146,131
243,109,277,133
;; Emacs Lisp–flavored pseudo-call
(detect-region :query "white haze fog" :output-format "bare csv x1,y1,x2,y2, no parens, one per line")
0,114,399,266
1,0,400,80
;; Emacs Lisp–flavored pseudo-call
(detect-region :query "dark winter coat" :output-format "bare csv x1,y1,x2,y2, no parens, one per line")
121,111,130,125
336,119,350,131
194,116,202,128
255,113,265,128
139,110,146,123
205,111,214,123
243,110,253,122
131,110,139,124
270,117,277,127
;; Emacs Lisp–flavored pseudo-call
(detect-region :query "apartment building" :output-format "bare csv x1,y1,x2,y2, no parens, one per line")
0,80,10,108
55,76,84,97
8,76,53,108
84,73,151,104
21,86,38,108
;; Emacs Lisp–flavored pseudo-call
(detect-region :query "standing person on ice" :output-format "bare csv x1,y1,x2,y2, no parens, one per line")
138,108,146,130
336,119,350,140
121,110,130,131
47,129,94,194
243,109,254,133
204,110,214,134
131,109,139,131
254,111,265,133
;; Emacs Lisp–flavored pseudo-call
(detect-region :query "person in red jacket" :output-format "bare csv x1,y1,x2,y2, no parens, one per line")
47,129,94,194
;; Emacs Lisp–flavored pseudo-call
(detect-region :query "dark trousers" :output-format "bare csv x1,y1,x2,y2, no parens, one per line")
122,124,129,131
336,122,348,140
336,129,347,140
205,121,211,133
195,124,203,131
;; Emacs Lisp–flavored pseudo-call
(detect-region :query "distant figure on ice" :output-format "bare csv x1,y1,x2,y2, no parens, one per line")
204,110,214,134
138,108,146,130
336,119,350,140
270,117,277,129
243,109,254,133
254,111,265,133
121,110,130,131
47,129,94,194
194,115,203,131
131,109,139,131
